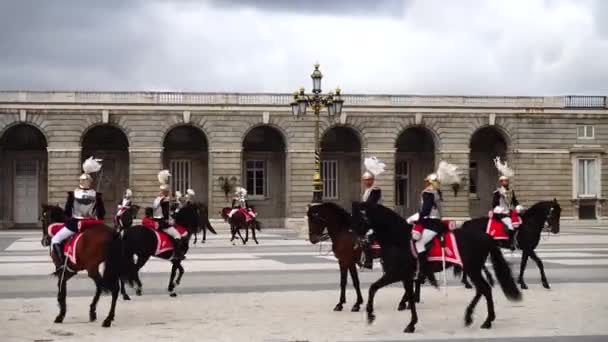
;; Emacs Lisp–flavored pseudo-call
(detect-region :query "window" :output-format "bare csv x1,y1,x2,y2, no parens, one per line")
245,160,266,197
395,160,409,207
169,159,191,194
321,160,338,200
577,159,598,197
469,160,478,195
577,125,594,139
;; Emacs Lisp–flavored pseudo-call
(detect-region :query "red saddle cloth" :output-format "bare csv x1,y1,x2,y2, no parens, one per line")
413,220,457,236
141,218,187,256
486,211,522,240
77,219,105,231
64,232,84,265
237,208,257,222
426,232,462,267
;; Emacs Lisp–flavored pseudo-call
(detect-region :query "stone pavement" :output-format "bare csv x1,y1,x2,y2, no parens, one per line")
1,283,607,341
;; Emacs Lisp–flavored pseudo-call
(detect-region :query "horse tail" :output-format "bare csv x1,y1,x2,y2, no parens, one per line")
102,232,135,292
488,239,522,301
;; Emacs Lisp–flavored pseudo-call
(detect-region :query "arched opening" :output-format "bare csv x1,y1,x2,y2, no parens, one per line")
81,125,129,221
163,125,209,205
242,126,286,227
469,126,509,217
0,124,48,227
320,126,362,210
395,126,436,217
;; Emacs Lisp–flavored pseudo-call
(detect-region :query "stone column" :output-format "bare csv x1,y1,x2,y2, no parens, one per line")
129,148,163,206
285,149,315,230
47,147,81,206
208,149,242,219
436,149,470,219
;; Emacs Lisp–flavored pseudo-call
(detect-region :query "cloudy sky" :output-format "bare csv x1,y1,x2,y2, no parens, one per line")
0,0,607,95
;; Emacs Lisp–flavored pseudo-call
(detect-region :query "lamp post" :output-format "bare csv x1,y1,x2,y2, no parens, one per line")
290,63,344,203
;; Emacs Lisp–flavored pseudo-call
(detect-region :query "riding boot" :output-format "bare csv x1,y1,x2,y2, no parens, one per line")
418,251,438,288
363,243,373,269
52,243,65,273
172,238,186,261
508,230,516,251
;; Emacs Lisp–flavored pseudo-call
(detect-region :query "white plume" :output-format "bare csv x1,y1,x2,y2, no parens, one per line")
493,157,514,177
124,189,132,198
364,156,386,177
157,170,171,185
436,161,461,185
175,191,183,199
82,157,102,174
186,189,195,196
235,186,248,198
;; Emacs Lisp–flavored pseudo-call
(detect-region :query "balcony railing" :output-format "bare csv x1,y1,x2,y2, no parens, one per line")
565,96,606,108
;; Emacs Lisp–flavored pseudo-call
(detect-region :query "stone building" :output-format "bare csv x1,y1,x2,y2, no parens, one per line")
0,91,606,229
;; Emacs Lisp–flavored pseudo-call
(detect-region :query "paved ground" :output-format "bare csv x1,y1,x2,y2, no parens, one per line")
1,226,607,341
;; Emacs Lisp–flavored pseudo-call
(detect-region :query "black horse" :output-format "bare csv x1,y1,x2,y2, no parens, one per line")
191,201,218,244
352,202,522,332
115,204,141,232
461,199,561,290
121,203,199,297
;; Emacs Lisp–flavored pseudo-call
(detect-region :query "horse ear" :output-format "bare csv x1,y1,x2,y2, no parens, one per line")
553,198,557,204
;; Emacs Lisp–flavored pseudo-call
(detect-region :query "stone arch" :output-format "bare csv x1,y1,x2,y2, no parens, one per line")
320,122,366,150
242,125,286,226
81,125,130,221
469,125,511,217
0,124,48,227
162,124,209,205
394,126,437,217
320,126,362,210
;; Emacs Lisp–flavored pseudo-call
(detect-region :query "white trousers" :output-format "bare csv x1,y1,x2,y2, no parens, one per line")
501,217,514,231
163,227,182,239
51,227,75,246
415,229,437,253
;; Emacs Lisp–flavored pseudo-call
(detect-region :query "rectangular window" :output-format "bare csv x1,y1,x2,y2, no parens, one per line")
395,160,409,207
322,160,338,200
246,160,266,197
577,125,595,139
169,159,191,194
469,160,478,195
577,159,598,197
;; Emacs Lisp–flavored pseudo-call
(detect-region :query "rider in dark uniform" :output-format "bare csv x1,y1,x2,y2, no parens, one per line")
361,170,382,269
153,170,185,261
492,157,524,250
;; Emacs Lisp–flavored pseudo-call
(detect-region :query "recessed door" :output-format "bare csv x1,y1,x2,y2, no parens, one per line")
14,160,39,224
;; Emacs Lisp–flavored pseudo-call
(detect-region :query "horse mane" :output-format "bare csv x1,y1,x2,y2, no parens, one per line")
320,202,352,226
367,204,411,239
522,201,553,220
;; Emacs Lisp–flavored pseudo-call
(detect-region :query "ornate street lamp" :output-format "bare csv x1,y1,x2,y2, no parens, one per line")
290,63,344,203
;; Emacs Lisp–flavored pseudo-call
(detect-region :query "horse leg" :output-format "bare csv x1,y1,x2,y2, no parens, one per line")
529,250,550,289
349,264,364,312
462,273,473,289
414,274,423,303
237,227,246,245
367,272,400,324
120,279,131,301
102,276,119,327
54,272,72,323
397,280,409,311
202,225,207,243
88,270,103,322
193,232,198,245
465,271,493,328
175,262,185,286
403,278,418,333
251,223,259,244
134,255,149,296
482,265,495,287
517,250,530,290
168,261,178,297
334,264,348,311
244,223,249,244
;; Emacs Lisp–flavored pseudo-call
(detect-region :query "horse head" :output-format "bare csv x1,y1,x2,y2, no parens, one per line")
523,199,561,234
546,198,561,234
220,207,231,221
306,203,328,244
40,204,66,246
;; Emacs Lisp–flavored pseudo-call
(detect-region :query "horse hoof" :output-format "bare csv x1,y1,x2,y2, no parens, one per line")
520,283,528,290
464,316,473,327
397,302,407,311
404,325,416,333
333,304,343,311
136,288,142,296
351,305,360,312
464,283,473,289
367,313,376,324
123,294,131,301
102,319,112,328
169,292,177,298
481,321,492,329
54,315,64,323
90,312,97,322
542,281,551,289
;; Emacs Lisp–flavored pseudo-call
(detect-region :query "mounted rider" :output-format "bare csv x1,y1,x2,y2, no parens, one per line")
492,157,524,250
228,187,259,226
359,156,385,270
51,157,105,274
153,170,185,261
407,161,461,288
174,189,195,213
114,188,133,230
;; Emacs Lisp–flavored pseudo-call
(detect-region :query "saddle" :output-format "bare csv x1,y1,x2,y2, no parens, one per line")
141,218,187,256
486,211,522,240
47,224,84,265
408,232,463,267
412,220,457,240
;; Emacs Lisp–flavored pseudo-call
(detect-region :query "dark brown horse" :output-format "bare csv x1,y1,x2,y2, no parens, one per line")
221,207,259,244
41,205,134,327
307,202,366,312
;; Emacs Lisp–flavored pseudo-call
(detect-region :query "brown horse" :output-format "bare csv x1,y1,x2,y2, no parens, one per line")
41,204,134,327
307,202,367,312
221,207,259,244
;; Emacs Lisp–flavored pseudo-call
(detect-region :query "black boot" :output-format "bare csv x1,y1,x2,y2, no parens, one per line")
363,243,373,269
418,252,438,288
52,243,65,274
172,238,185,261
508,230,516,251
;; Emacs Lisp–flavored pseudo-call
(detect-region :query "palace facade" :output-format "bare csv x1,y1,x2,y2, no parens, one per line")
0,91,606,229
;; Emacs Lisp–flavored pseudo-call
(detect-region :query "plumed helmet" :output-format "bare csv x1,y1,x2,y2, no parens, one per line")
499,175,509,181
157,170,171,191
362,171,374,180
80,157,102,189
494,156,513,182
124,189,133,198
363,157,386,178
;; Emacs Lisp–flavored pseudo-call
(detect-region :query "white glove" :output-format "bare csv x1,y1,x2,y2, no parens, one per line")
516,205,524,213
493,206,504,214
406,213,419,225
412,230,421,241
